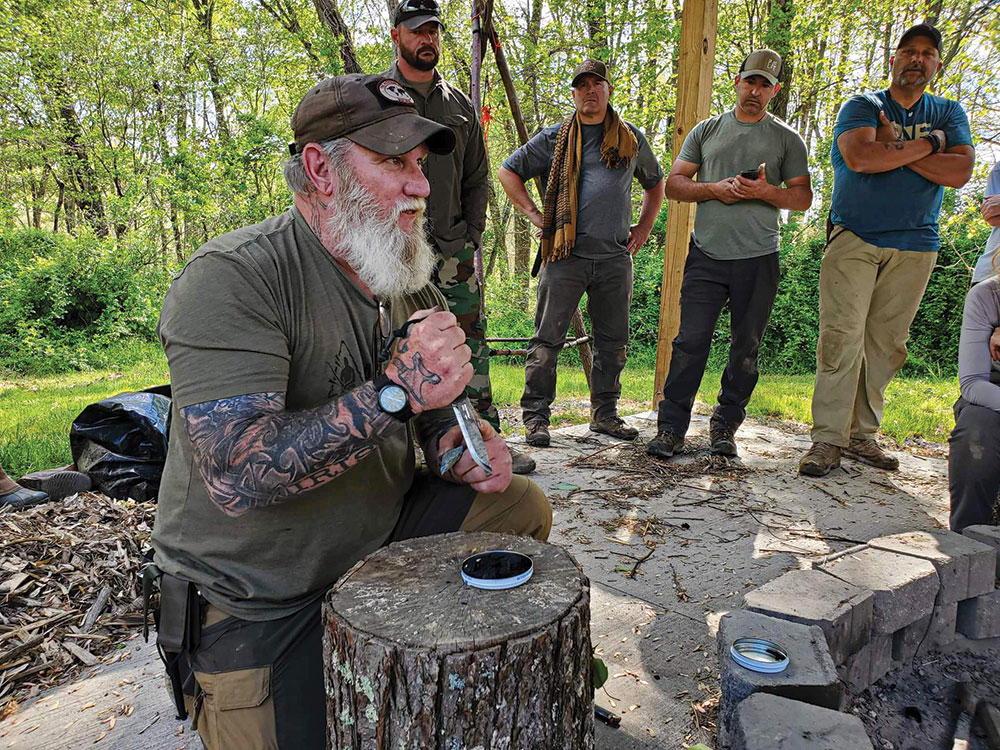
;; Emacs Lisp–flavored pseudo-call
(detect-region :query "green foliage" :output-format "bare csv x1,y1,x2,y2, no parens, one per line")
0,230,172,375
592,656,609,689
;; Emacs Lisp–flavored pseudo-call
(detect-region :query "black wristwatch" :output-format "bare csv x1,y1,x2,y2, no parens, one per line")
922,132,942,155
374,373,414,422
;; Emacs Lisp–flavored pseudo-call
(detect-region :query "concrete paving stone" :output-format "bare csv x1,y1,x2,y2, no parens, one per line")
717,610,843,744
956,589,1000,639
869,633,893,685
868,530,995,603
836,644,870,697
743,569,873,666
962,525,1000,581
891,613,930,664
920,601,958,654
818,547,939,633
730,693,875,750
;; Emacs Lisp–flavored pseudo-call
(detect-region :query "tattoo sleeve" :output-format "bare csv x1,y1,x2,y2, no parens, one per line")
181,385,396,517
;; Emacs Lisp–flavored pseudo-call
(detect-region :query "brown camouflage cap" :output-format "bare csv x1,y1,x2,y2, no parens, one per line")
571,59,610,87
739,49,782,85
289,74,455,156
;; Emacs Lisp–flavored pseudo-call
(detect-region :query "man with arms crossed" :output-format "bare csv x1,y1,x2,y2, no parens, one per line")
800,23,974,476
498,59,664,448
151,75,551,749
647,49,811,460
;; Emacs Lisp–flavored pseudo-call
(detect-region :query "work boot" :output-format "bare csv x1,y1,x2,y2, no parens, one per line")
19,466,92,500
0,486,50,508
646,430,684,459
799,442,842,477
589,415,638,441
524,420,551,448
843,438,899,471
710,427,738,457
509,447,536,474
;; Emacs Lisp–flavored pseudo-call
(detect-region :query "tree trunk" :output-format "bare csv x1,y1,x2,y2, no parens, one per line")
312,0,362,74
324,531,593,750
764,0,794,120
191,0,232,142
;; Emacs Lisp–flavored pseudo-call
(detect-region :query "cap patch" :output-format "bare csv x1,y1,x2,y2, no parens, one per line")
377,80,414,105
766,58,778,72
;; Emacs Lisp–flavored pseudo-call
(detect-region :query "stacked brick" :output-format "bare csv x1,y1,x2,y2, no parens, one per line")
715,526,1000,748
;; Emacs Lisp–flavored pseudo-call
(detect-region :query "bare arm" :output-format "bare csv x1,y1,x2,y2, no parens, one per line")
628,178,666,255
731,169,813,211
980,195,1000,228
497,166,544,229
664,158,738,204
837,124,937,174
906,144,975,189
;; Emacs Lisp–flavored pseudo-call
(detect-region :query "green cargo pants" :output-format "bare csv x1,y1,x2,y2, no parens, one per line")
433,241,500,431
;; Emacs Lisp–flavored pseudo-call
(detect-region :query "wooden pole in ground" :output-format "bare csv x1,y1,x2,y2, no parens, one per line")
470,0,485,293
651,0,717,409
488,23,594,387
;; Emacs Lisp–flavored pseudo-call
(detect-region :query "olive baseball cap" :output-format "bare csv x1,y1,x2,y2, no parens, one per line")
897,23,941,51
739,49,782,85
289,74,455,156
393,0,445,30
571,59,610,87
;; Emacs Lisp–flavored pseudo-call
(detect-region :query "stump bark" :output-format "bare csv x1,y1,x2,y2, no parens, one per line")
323,531,593,750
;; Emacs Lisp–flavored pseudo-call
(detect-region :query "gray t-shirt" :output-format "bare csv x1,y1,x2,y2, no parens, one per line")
959,276,1000,411
153,207,446,620
679,111,809,260
502,120,663,260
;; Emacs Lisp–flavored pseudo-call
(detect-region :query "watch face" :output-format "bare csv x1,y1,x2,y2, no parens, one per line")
379,384,408,413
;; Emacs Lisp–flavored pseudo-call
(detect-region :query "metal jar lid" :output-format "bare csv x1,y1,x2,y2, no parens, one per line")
730,637,789,673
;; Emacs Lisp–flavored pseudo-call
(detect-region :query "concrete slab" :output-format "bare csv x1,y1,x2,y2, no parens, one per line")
730,693,874,750
743,569,873,665
0,410,955,749
920,601,958,655
957,589,1000,639
962,525,1000,581
868,633,894,685
818,547,939,634
837,645,870,695
891,613,931,664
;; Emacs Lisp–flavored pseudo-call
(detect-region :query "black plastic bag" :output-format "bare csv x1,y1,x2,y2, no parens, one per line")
70,386,171,503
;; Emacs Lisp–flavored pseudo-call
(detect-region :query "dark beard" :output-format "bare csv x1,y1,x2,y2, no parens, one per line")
400,43,438,72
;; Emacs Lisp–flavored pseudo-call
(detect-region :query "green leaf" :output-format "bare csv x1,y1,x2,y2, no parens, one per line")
553,482,580,491
592,656,608,690
687,745,712,750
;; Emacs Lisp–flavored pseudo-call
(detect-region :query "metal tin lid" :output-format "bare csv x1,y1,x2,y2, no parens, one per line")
461,551,533,591
730,637,789,673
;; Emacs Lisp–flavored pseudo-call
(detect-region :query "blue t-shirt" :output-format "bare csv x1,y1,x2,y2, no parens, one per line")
830,89,973,252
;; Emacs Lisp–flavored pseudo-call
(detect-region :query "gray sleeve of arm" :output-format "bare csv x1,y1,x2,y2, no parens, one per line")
781,132,810,182
958,284,1000,411
632,127,664,189
501,128,555,181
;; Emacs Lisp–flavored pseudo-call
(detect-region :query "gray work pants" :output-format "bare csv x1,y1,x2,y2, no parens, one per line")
521,254,632,424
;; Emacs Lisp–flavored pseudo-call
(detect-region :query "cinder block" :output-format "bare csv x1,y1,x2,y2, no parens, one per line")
837,644,870,695
920,602,958,654
868,530,994,602
956,589,1000,639
819,547,939,633
743,569,874,666
730,693,875,750
868,633,893,685
962,525,1000,581
717,610,843,744
892,614,930,663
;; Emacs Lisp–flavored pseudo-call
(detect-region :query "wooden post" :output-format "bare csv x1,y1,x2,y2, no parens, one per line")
470,0,485,293
651,0,717,409
324,531,593,749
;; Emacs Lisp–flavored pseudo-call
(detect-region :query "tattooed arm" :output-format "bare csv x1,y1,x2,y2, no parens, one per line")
183,308,473,517
837,120,944,175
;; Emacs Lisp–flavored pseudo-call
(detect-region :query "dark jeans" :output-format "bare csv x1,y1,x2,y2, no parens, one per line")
949,397,1000,531
657,244,780,436
521,254,633,424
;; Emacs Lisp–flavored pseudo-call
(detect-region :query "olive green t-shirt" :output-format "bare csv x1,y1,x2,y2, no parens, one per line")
679,111,809,260
152,207,446,620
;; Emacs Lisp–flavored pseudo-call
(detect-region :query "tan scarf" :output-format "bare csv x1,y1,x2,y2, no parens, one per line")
539,105,638,267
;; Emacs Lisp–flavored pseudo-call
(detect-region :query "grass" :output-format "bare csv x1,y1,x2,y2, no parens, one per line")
0,349,958,481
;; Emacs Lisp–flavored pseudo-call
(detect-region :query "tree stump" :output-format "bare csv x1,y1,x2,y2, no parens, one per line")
323,531,593,750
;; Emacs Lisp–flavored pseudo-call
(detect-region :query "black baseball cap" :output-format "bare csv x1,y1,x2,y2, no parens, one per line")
896,23,941,51
393,0,445,30
571,59,610,87
290,74,455,156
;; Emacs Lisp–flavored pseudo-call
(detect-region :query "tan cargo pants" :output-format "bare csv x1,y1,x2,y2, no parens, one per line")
810,229,937,447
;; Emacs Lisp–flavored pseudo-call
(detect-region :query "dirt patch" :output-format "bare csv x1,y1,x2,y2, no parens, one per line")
851,642,1000,750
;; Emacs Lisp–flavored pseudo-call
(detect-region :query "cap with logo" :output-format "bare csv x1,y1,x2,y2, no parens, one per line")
393,0,445,30
290,74,455,156
739,49,783,85
571,59,610,87
896,23,941,51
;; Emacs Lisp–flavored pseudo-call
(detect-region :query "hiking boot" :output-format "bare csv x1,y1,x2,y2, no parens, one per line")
0,486,50,508
844,438,899,471
799,442,842,477
646,430,684,459
589,416,638,441
509,447,536,475
710,427,738,457
524,421,551,448
19,467,92,500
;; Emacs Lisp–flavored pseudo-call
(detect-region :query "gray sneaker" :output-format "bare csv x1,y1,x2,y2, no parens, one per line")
843,438,899,471
646,430,684,459
799,442,842,477
524,421,550,448
19,467,92,500
509,447,536,474
589,416,638,441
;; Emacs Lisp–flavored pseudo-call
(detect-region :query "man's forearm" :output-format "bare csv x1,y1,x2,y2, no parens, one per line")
906,151,975,189
761,184,812,211
183,385,396,517
665,174,717,203
637,180,665,231
841,137,934,174
497,167,543,227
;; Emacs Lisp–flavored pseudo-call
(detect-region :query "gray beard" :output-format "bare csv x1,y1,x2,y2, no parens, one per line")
325,178,435,299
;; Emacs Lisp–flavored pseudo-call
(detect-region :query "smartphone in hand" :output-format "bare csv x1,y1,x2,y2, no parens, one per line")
739,169,759,180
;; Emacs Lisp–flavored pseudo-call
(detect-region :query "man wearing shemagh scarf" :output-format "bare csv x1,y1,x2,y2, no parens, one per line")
498,59,665,448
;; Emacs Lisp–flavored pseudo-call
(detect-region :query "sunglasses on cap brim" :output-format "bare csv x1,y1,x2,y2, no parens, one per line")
396,0,439,13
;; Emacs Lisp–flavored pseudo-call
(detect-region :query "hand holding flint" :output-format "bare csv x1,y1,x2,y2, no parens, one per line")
385,308,472,413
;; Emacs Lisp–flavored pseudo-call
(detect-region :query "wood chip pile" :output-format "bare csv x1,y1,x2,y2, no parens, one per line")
0,493,154,719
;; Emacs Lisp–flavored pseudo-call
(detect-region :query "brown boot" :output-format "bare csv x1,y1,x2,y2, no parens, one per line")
589,415,638,441
843,438,899,471
524,421,550,448
799,442,842,477
508,447,536,474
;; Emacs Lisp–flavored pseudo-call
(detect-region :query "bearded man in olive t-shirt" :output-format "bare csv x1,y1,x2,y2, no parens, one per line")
150,75,551,750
